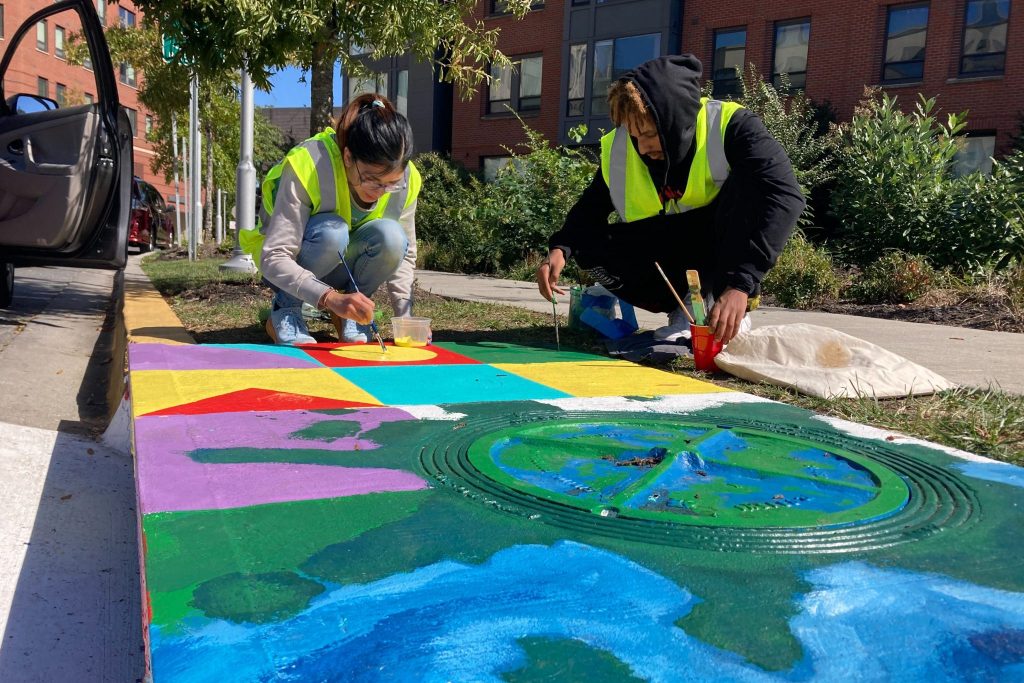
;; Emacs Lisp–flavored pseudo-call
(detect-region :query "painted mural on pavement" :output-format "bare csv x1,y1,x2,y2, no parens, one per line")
128,340,1024,681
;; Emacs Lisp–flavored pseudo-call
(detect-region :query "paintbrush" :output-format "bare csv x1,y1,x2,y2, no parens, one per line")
551,295,560,351
338,252,388,353
653,262,696,325
685,270,706,326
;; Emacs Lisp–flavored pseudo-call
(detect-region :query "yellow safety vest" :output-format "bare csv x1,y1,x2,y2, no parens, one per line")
239,127,421,268
600,98,742,222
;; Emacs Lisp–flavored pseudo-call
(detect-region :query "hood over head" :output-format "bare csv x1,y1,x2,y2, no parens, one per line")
621,54,704,177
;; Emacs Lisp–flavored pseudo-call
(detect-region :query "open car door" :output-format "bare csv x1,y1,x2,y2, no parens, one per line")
0,0,131,273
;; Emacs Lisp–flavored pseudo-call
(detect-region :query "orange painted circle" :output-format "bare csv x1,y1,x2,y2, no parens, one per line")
330,345,437,363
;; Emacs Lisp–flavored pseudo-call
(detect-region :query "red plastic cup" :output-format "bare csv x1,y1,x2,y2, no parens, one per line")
690,324,723,372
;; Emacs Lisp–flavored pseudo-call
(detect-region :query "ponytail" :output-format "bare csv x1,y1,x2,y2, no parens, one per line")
335,93,414,171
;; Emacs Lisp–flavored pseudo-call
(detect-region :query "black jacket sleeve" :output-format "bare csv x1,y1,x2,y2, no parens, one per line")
547,170,615,259
718,109,806,294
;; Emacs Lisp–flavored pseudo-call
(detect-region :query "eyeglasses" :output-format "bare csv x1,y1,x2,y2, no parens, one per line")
351,160,407,193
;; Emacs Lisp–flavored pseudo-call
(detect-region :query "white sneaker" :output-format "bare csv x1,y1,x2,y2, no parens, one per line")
654,307,692,342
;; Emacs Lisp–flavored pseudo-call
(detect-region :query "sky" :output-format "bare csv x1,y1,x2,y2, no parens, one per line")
254,65,344,109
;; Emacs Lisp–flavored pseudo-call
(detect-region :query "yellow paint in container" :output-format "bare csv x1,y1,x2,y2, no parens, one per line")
392,317,432,347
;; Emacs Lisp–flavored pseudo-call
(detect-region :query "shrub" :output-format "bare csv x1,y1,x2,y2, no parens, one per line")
476,121,597,271
412,152,490,273
762,232,840,308
850,250,937,304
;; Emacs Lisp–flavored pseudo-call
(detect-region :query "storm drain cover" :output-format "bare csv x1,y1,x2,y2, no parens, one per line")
419,412,978,554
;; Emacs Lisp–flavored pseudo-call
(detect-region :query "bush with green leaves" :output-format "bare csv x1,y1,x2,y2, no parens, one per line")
850,250,937,304
476,123,597,272
411,152,490,273
761,232,840,308
735,67,841,226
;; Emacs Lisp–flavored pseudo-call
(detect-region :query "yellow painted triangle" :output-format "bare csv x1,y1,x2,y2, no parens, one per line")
493,360,732,397
130,368,381,417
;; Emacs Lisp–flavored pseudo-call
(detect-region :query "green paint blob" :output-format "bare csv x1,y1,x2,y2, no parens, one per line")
191,571,324,624
434,341,617,365
502,637,644,682
289,419,362,442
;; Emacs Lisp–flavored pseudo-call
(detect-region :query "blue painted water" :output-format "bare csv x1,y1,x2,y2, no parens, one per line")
150,545,1024,682
956,460,1024,489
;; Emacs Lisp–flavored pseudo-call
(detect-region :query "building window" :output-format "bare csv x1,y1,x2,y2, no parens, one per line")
961,0,1010,75
347,73,388,102
85,93,94,104
126,107,137,137
118,6,135,28
37,77,48,98
490,0,544,15
1,4,6,41
567,43,587,116
884,3,929,83
954,134,996,175
36,20,47,52
487,55,542,114
591,33,661,116
55,83,66,107
396,70,408,117
120,62,136,87
55,26,65,59
145,114,153,137
772,19,809,89
712,28,746,97
96,0,106,25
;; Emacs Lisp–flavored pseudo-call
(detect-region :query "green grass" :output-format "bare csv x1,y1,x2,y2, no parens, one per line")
141,255,1024,465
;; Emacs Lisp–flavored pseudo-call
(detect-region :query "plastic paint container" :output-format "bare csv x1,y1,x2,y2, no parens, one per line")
392,316,432,347
690,324,723,372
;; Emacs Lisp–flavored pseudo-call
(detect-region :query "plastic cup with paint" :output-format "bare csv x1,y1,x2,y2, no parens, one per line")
392,316,432,347
690,324,723,372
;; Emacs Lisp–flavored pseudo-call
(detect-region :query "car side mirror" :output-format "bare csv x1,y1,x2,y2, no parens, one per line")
6,94,60,115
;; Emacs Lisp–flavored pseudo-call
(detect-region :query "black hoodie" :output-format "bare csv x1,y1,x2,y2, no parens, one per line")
549,54,805,298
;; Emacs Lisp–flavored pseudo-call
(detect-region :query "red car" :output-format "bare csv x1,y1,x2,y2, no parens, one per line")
128,177,172,252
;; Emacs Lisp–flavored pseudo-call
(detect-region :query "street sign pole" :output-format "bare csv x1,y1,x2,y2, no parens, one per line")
171,113,181,245
189,73,202,261
221,63,257,273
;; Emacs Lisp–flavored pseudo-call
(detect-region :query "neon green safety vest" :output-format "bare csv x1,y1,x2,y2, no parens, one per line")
600,98,743,222
239,127,421,268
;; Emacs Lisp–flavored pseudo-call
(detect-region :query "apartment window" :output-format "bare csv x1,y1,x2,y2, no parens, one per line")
961,0,1011,75
712,28,746,97
591,33,661,116
884,3,929,83
487,55,542,114
118,6,135,28
772,19,810,89
120,62,137,87
126,107,137,137
36,20,47,52
347,73,387,102
96,0,106,25
490,0,544,15
482,156,512,182
954,133,996,175
37,77,48,98
145,115,153,137
84,93,94,104
55,26,65,59
55,83,66,107
396,70,408,117
567,43,587,116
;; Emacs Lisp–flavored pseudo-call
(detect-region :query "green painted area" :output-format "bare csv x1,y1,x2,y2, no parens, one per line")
191,571,324,624
502,637,645,682
434,341,617,365
143,491,430,627
288,419,362,442
188,447,395,466
468,418,907,527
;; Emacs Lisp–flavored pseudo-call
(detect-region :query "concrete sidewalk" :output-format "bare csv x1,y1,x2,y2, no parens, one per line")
414,270,1024,394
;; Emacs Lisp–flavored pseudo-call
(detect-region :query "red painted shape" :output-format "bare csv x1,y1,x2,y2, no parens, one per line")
299,342,481,368
142,387,379,416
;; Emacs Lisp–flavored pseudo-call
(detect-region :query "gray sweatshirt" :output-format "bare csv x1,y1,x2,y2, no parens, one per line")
260,163,417,317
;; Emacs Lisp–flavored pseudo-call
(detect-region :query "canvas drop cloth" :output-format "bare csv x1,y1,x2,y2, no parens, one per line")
713,323,955,399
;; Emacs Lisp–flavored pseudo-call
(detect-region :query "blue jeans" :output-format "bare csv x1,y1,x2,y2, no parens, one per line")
270,213,408,310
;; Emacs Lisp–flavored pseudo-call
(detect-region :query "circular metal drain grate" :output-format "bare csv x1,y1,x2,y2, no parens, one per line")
417,411,979,554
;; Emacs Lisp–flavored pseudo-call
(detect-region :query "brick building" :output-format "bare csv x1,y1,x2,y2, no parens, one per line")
1,0,173,200
350,1,1018,175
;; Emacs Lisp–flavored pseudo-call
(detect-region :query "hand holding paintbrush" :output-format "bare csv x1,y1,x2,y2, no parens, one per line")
338,252,388,353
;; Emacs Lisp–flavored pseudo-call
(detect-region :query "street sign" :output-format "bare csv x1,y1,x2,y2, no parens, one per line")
162,35,180,64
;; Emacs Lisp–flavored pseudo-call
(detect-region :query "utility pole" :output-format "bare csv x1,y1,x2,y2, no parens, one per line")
171,113,181,245
221,64,257,273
